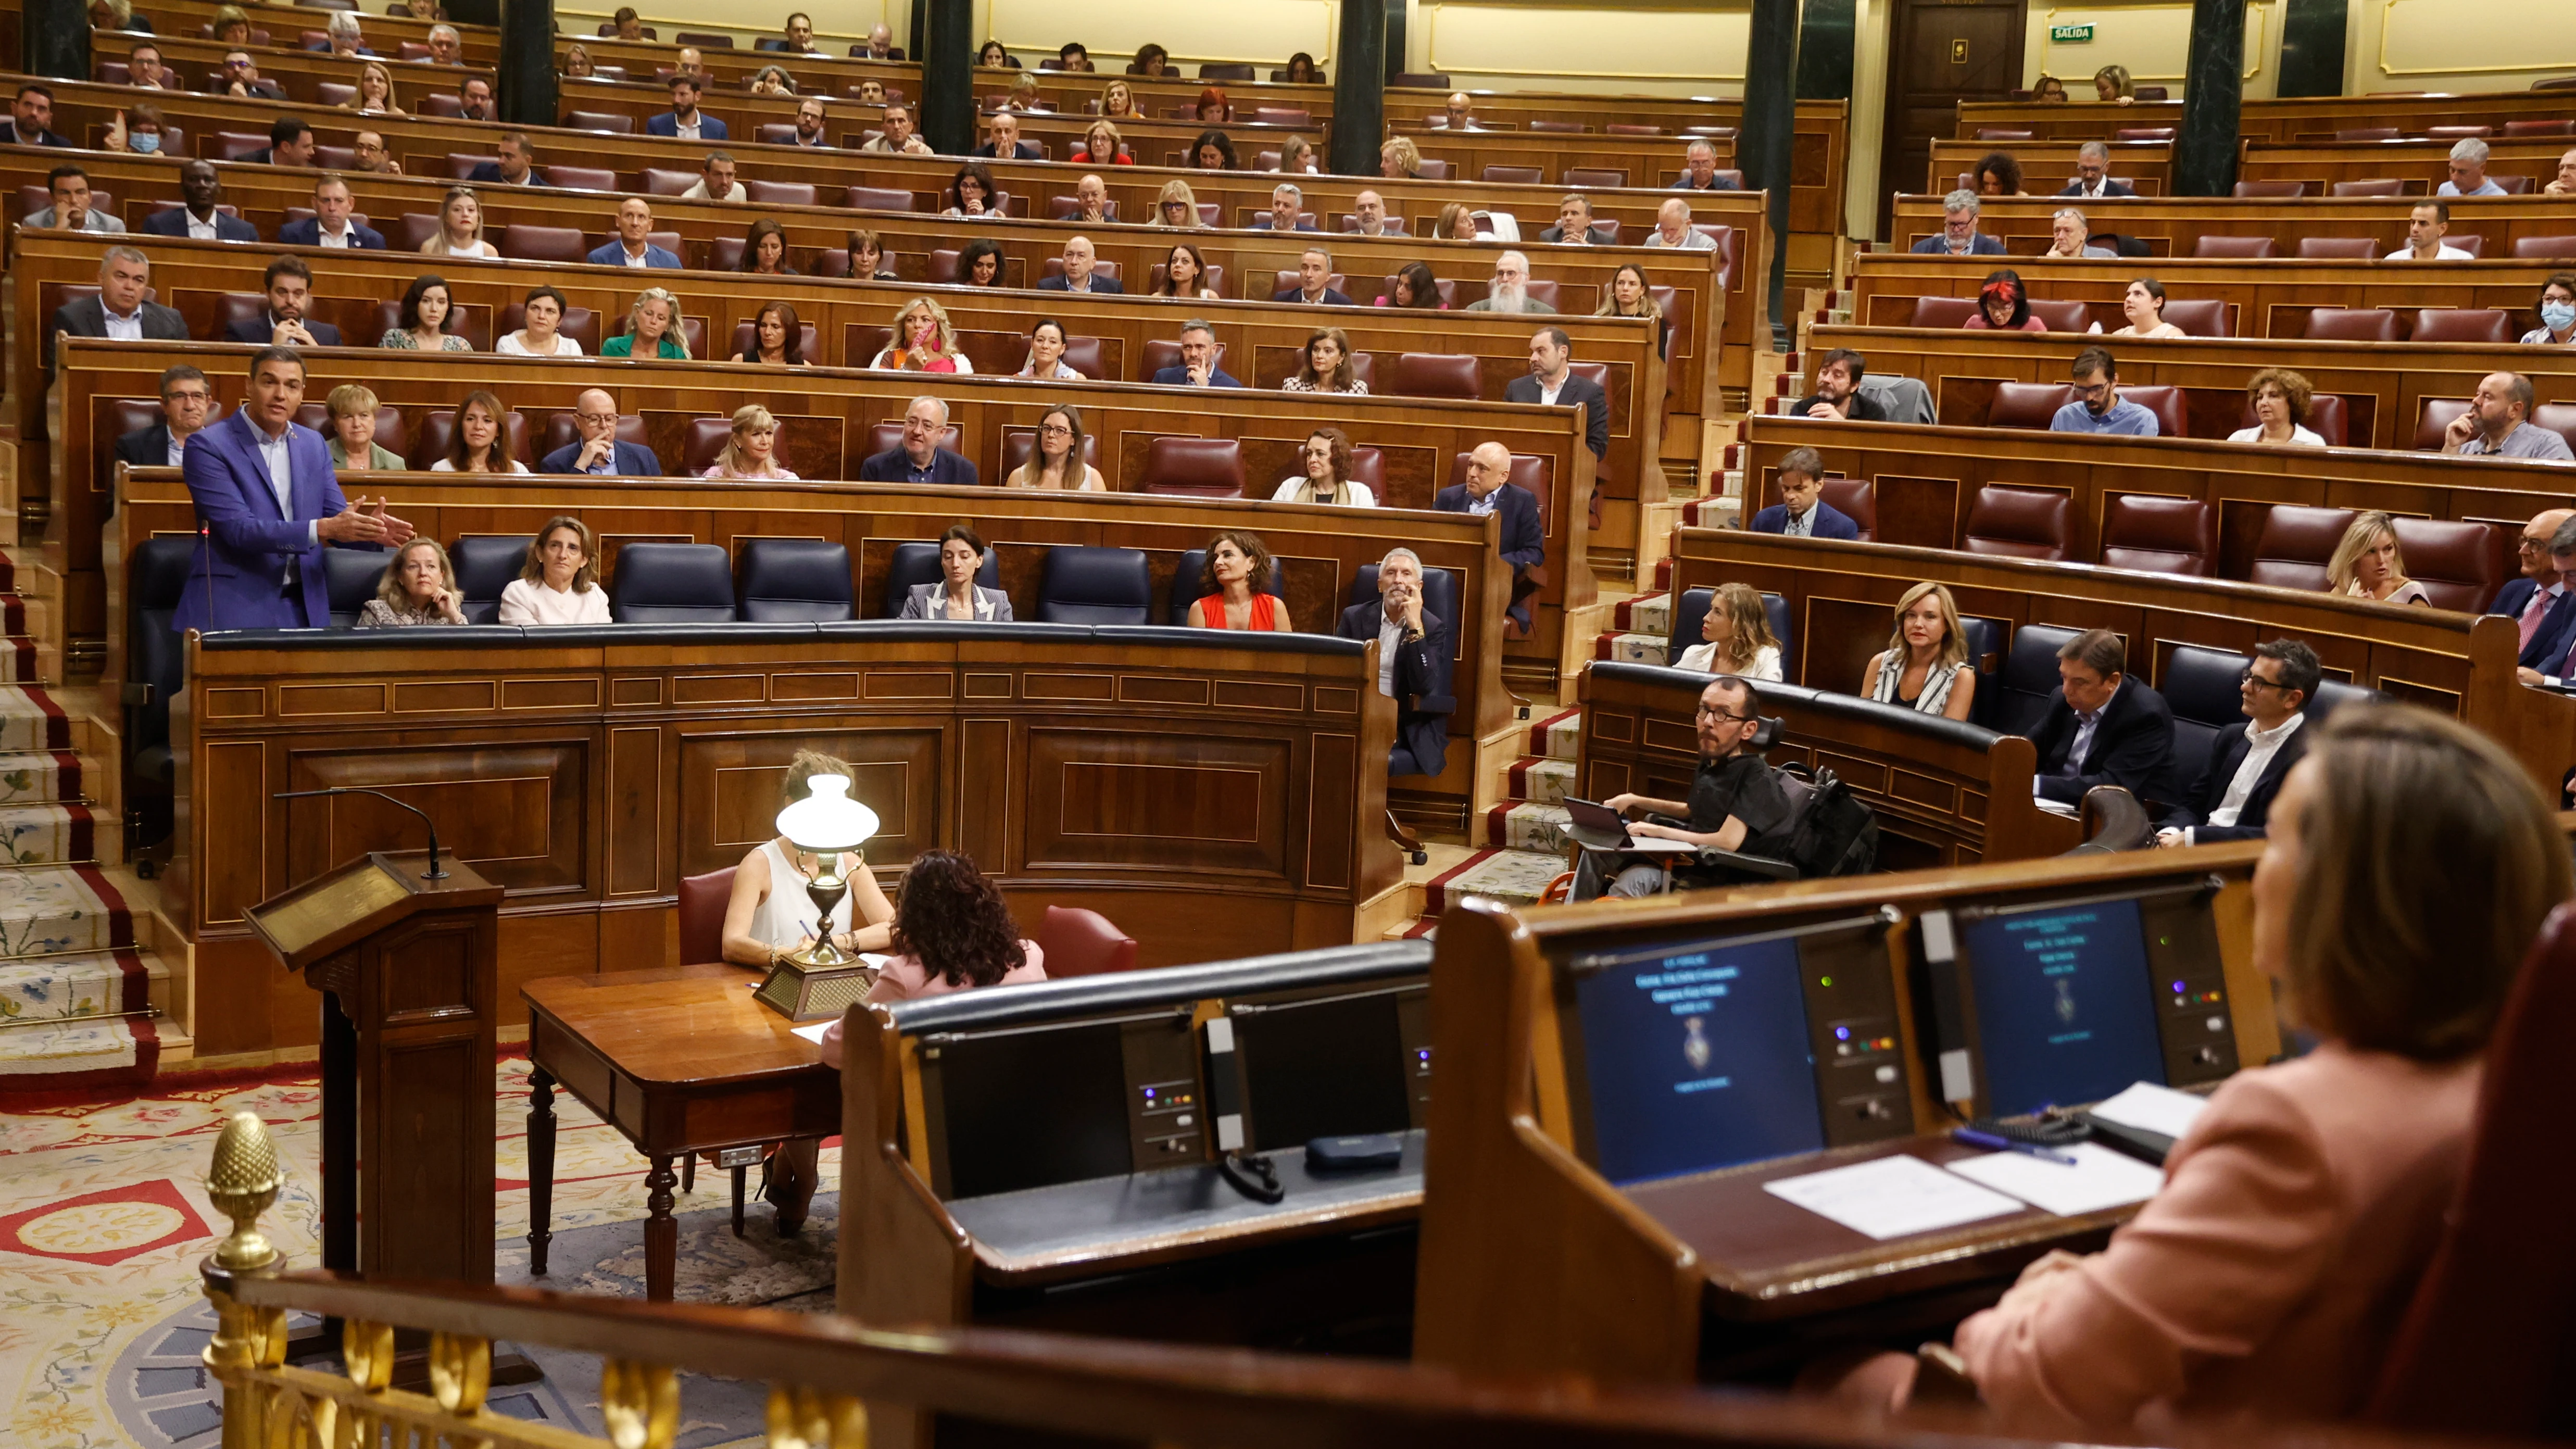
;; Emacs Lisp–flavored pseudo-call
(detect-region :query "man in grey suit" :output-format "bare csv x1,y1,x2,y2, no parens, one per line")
26,165,125,233
48,244,187,373
1505,326,1609,465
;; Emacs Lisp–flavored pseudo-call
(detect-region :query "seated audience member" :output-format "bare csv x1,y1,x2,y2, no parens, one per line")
611,6,643,39
681,151,745,202
589,198,680,268
705,404,797,480
2060,140,2137,198
862,851,1046,1006
281,174,384,250
456,77,498,123
1749,446,1859,538
2045,206,2119,259
2110,276,2185,337
1540,195,1613,246
2029,627,2174,805
2549,146,2576,195
1274,427,1378,505
1974,151,2024,196
141,161,258,241
357,538,468,628
1677,138,1740,191
2496,509,2576,670
1282,327,1368,394
748,65,796,96
1509,327,1610,463
118,364,215,471
846,229,897,281
1096,79,1142,119
1791,347,1884,422
788,97,831,148
1440,91,1475,130
351,132,403,176
1285,51,1323,83
125,45,169,91
1467,251,1555,314
1157,242,1221,299
954,238,1006,286
1071,123,1128,167
649,73,727,140
2232,368,2326,446
241,116,316,166
1065,173,1115,224
976,38,1017,67
975,111,1044,162
1195,86,1230,123
1380,136,1422,181
872,297,973,372
1004,405,1105,490
600,287,689,360
209,6,249,44
2440,370,2576,460
739,218,798,276
498,515,612,625
1436,202,1480,241
28,165,124,233
104,101,168,154
1347,189,1396,236
2093,64,2132,101
1644,197,1718,250
1279,136,1324,175
944,162,1002,218
1152,321,1242,387
1575,676,1794,899
328,385,405,471
542,389,662,475
1275,247,1355,306
1015,319,1084,379
1678,581,1783,680
49,246,184,373
1598,261,1672,359
2052,346,2160,435
562,44,595,78
1192,130,1241,171
2034,74,2070,102
1059,42,1096,72
381,274,470,351
215,56,286,103
779,11,822,52
2390,201,2472,260
1187,532,1291,632
1153,179,1209,228
860,396,980,483
900,525,1015,618
1336,547,1455,776
420,186,496,259
862,104,934,156
1914,190,2005,255
224,257,343,347
432,390,526,474
1379,260,1445,309
2328,510,2430,605
2156,639,2318,845
735,300,807,366
1862,582,1978,721
1264,183,1321,232
2522,273,2576,345
1434,440,1547,631
1039,235,1123,294
425,23,463,64
498,286,583,357
2439,136,2505,197
862,20,900,58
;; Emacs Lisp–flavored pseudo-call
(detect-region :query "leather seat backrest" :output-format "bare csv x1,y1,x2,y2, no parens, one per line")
408,408,531,470
1975,127,2033,140
735,539,854,622
2412,308,2515,344
2305,307,2401,342
1169,548,1288,624
1139,338,1225,377
1962,485,2075,562
2121,385,2189,439
212,291,267,339
1482,165,1543,184
1819,477,1877,540
745,179,817,206
127,535,199,766
2534,403,2576,457
881,540,998,617
563,110,635,133
2026,298,2091,332
1138,437,1244,498
1036,546,1152,624
2160,298,2231,336
547,165,617,190
2163,642,2253,788
1563,167,1628,188
1989,623,2082,737
1346,564,1460,628
846,185,915,212
682,418,735,474
322,547,391,627
2250,504,2358,591
2101,494,2217,575
640,167,696,196
2414,398,2473,452
2296,236,2379,259
2116,125,2176,141
2391,517,2505,612
1035,905,1138,978
498,224,588,263
2307,678,2386,723
1909,296,1979,329
2510,235,2576,260
2231,180,2307,198
608,542,737,624
1390,351,1482,400
450,535,531,625
2504,119,2576,136
2330,177,2406,196
1990,382,2075,430
2194,234,2277,259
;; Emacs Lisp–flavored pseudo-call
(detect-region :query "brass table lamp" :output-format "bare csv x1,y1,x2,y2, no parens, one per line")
751,774,883,1020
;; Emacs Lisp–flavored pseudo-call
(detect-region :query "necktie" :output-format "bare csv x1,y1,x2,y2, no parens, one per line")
2522,587,2555,650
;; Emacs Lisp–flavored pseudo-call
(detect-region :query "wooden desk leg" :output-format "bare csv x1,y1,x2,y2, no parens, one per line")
526,1066,556,1277
732,1165,747,1237
644,1155,679,1303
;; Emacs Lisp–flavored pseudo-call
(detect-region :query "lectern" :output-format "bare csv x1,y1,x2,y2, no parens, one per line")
245,850,502,1286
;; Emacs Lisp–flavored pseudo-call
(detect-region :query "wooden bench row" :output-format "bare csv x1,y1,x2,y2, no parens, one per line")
1957,89,2576,146
1890,192,2576,263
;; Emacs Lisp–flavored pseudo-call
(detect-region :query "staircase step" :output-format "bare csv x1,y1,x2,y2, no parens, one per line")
0,686,72,752
0,1017,161,1092
0,865,136,956
1486,800,1573,853
1527,705,1581,761
1505,755,1575,805
1422,847,1566,914
1595,631,1668,666
0,804,98,865
0,750,84,804
0,947,165,1023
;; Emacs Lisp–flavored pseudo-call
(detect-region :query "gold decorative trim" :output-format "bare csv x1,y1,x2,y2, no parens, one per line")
1426,2,1748,82
2041,1,2273,81
2377,0,2576,75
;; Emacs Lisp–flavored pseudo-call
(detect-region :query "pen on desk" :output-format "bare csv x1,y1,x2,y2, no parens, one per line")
1952,1128,2080,1166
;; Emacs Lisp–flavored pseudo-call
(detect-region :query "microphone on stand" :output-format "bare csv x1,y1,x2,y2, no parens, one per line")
271,788,448,880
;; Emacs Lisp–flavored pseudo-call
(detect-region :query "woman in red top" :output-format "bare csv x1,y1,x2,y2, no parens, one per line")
1186,531,1291,631
1071,119,1130,165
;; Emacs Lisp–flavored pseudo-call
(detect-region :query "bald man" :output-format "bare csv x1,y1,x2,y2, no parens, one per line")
1643,197,1717,250
1038,234,1122,293
2494,507,2576,668
542,389,663,474
1434,440,1548,632
1442,92,1475,130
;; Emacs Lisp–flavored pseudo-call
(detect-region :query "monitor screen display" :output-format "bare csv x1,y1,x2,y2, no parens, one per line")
1963,898,2165,1117
936,1022,1135,1200
1572,933,1826,1186
1236,991,1413,1152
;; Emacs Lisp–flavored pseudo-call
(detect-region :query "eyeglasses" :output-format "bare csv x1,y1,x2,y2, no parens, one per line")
2239,669,2291,692
166,390,212,405
1037,423,1074,437
1695,705,1755,723
575,412,618,425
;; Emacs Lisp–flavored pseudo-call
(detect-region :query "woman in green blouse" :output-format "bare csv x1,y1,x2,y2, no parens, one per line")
600,287,691,360
325,385,407,471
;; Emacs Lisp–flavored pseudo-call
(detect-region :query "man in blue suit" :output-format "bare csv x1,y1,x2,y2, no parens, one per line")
1435,441,1548,633
587,197,682,269
541,390,664,475
1272,247,1355,306
1910,190,2007,256
172,348,409,634
1149,323,1242,387
2500,510,2576,673
1335,548,1455,778
858,397,981,484
139,161,260,243
275,174,385,249
2058,142,2140,199
645,74,727,140
1747,447,1861,540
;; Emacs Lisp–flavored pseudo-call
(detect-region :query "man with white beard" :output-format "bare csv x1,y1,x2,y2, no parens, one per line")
1464,251,1556,313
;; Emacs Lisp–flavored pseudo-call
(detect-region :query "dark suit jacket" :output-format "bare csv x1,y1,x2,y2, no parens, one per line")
48,294,189,371
1909,232,2007,255
236,145,309,164
209,80,285,101
1505,372,1609,461
1252,216,1320,231
139,207,260,242
1272,287,1356,307
974,140,1045,161
540,440,663,476
1676,174,1741,191
1789,391,1889,422
2490,577,2576,670
1335,600,1453,776
645,111,729,140
857,446,979,486
1432,483,1544,571
2159,717,2308,842
275,217,386,249
1149,366,1242,387
1036,275,1125,295
116,421,179,471
172,411,365,633
466,162,549,186
2028,677,2177,806
1538,223,1617,245
2057,180,2140,198
586,241,681,269
1749,500,1861,540
223,312,344,347
8,124,73,146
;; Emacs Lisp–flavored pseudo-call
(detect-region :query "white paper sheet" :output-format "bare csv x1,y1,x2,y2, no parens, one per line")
2088,1080,2211,1141
1761,1154,2026,1241
1943,1142,2166,1217
791,1020,833,1045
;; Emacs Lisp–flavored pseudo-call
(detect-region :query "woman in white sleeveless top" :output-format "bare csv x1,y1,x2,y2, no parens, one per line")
1859,582,1977,722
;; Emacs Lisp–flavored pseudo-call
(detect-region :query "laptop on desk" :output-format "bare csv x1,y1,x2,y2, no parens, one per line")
1562,798,1701,853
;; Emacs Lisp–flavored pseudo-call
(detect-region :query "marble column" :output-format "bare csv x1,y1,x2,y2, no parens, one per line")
1330,0,1387,174
2173,0,2248,197
1741,0,1801,342
497,0,556,131
920,0,974,157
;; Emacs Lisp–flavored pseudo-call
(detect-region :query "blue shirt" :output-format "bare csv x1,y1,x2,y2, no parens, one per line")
2050,397,2160,437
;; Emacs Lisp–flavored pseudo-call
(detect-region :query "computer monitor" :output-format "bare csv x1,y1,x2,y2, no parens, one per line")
1958,898,2165,1118
922,1019,1151,1200
1231,986,1425,1151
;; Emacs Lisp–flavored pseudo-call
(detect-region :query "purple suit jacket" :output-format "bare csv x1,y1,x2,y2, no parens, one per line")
171,410,351,633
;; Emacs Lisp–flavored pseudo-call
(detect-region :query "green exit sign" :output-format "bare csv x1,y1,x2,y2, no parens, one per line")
2052,23,2096,42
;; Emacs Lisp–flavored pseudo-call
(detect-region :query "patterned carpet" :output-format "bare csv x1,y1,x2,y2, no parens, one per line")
0,1056,841,1448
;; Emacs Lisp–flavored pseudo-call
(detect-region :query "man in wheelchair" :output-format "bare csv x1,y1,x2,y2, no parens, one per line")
1572,676,1798,900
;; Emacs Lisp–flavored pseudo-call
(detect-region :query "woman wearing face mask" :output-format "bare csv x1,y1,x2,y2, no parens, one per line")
2520,273,2576,345
869,297,973,372
106,102,167,154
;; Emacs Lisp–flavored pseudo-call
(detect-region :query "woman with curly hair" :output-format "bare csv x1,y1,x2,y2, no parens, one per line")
1190,129,1239,171
864,850,1048,1002
944,161,1001,218
1974,151,2024,196
1186,531,1291,632
954,237,1007,286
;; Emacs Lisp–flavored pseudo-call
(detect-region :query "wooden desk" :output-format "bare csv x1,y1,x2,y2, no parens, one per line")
1959,90,2576,145
524,963,839,1301
1400,118,1845,255
1889,192,2576,262
98,0,499,66
1924,138,2171,196
94,31,494,110
2239,137,2576,194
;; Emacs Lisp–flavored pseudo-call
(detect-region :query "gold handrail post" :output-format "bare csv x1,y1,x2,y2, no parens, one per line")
200,1111,288,1449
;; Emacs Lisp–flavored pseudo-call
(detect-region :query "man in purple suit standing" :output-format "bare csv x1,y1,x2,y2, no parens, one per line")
172,347,411,633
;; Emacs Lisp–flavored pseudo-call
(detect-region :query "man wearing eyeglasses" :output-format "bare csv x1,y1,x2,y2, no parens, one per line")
2050,346,2159,436
540,389,663,474
1576,677,1793,899
2493,509,2576,670
2156,640,2317,847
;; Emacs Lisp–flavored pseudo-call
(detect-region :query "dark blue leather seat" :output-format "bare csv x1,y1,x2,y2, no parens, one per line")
1664,587,1793,670
450,535,531,626
2162,644,2253,797
609,543,738,624
2308,677,2386,722
881,539,999,617
323,547,392,627
735,539,854,622
1347,563,1460,628
1986,623,2082,736
1037,547,1153,624
1166,547,1285,625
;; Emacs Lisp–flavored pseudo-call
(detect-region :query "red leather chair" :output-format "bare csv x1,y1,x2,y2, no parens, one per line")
746,180,818,206
2490,176,2537,195
2231,180,2307,198
1481,166,1543,184
2249,505,2357,591
1605,123,1665,136
548,166,618,191
727,319,823,363
409,408,532,470
845,185,915,211
708,238,748,270
1527,120,1587,133
1962,486,2075,561
563,110,635,133
2390,518,2505,612
2534,403,2576,456
417,93,464,118
2194,235,2277,259
211,292,268,340
1909,296,1979,329
2415,398,2474,452
2512,235,2576,260
2100,495,2217,575
1563,167,1628,188
926,249,963,284
2115,127,2175,141
314,82,355,107
1138,437,1244,498
755,124,798,145
2120,385,2189,439
1139,338,1224,377
1034,905,1139,976
681,419,735,474
2236,393,2352,448
498,224,586,262
2503,119,2576,136
2335,127,2401,141
1974,127,2033,141
1819,477,1877,541
206,131,268,160
2026,298,2092,332
678,866,734,965
2297,237,2380,259
2330,178,2407,196
2306,308,2403,342
2160,298,2231,337
2426,124,2493,138
2448,233,2490,257
497,303,600,353
1389,352,1482,400
2412,308,2515,344
1989,382,2075,430
640,168,696,197
998,427,1101,480
1252,107,1311,129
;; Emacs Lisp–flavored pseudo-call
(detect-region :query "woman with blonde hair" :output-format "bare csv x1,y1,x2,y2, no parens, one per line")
1281,326,1366,394
2327,511,2430,605
2093,63,2134,102
1004,406,1105,491
1008,72,1046,110
324,385,404,471
1099,79,1141,118
704,404,797,480
1275,135,1318,174
210,4,250,44
432,390,525,474
868,297,972,372
1436,201,1479,241
344,60,406,117
721,748,895,968
419,187,495,259
601,287,689,359
1678,582,1782,679
498,515,611,625
562,44,596,79
1860,581,1976,720
357,538,466,628
1594,261,1670,358
1381,135,1422,180
1152,178,1208,229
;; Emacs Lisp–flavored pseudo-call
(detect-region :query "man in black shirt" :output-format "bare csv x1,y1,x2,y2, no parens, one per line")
1789,347,1887,422
1576,677,1793,898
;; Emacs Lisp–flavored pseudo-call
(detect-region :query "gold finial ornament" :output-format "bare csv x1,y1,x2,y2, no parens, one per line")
601,1359,679,1449
206,1111,284,1270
